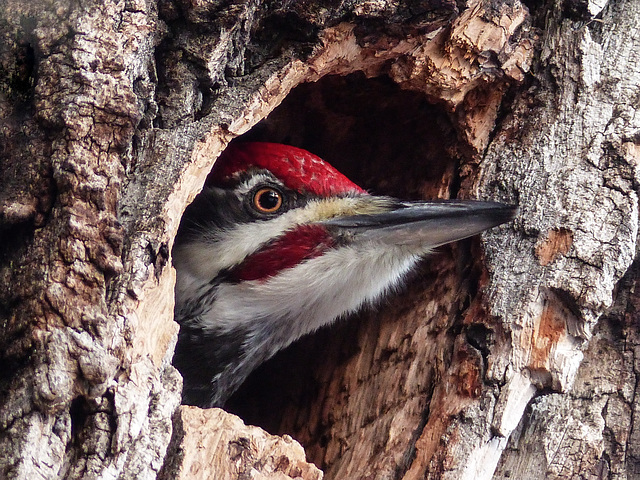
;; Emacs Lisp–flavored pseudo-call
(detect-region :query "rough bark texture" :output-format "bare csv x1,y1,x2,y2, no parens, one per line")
0,0,637,479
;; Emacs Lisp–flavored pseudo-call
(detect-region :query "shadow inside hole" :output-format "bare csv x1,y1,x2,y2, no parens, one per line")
227,72,459,199
223,72,464,435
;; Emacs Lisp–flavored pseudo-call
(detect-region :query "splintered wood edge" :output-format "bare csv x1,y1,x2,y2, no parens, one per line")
172,406,323,480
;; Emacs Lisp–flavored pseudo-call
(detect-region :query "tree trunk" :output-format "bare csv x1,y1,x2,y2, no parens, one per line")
0,0,637,479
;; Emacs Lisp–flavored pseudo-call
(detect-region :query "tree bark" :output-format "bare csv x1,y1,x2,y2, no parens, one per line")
0,0,637,479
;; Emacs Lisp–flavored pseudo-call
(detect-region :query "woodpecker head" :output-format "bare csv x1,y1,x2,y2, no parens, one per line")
173,142,516,407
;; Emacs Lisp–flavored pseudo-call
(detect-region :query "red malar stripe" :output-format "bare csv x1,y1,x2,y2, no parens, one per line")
230,225,335,282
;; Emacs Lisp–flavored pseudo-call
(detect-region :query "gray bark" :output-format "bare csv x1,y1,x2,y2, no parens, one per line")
0,0,637,479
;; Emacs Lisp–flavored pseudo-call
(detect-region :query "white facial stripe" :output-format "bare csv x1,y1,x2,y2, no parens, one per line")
174,211,300,285
173,195,388,286
233,172,284,197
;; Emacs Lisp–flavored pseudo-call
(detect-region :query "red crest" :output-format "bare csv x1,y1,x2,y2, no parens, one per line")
211,142,366,196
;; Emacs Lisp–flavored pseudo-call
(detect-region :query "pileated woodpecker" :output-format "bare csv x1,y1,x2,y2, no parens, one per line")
172,142,516,407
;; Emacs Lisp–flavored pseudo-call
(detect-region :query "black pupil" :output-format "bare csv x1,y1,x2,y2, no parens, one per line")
258,190,280,210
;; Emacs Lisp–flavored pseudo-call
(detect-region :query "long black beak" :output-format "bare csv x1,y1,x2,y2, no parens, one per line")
323,200,517,249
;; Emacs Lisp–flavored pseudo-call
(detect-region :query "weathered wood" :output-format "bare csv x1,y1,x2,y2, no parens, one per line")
485,1,640,475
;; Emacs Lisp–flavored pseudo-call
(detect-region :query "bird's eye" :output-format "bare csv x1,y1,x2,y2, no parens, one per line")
252,187,283,213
